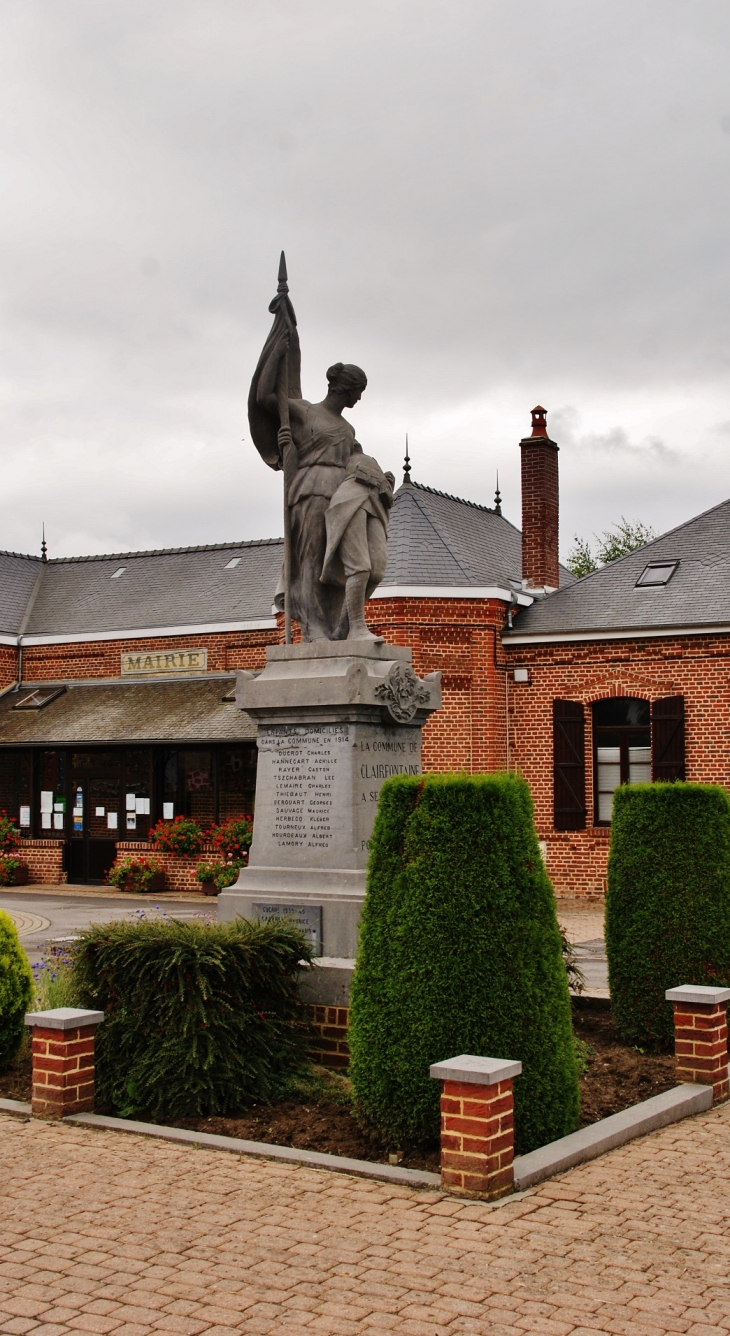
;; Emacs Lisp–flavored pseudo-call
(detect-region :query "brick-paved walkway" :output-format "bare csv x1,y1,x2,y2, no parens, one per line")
3,1106,730,1336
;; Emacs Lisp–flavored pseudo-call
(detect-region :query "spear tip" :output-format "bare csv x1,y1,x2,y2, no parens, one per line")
278,250,288,285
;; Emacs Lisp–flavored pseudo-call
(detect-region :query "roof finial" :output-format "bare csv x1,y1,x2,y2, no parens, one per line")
403,433,412,485
494,471,502,516
41,523,47,563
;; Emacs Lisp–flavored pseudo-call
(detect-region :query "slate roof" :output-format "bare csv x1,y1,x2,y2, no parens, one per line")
505,495,730,641
0,481,573,640
0,552,42,634
20,539,284,637
0,677,256,744
381,483,575,589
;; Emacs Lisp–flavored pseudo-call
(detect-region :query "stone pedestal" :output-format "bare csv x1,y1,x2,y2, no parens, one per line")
218,640,441,957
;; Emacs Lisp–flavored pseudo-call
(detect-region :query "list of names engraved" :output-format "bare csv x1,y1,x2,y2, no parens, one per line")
259,725,349,852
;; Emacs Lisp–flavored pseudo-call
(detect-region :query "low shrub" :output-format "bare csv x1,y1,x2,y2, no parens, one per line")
210,816,253,863
606,782,730,1048
0,857,26,887
349,773,579,1155
0,813,20,855
72,916,313,1119
0,909,33,1068
149,816,205,857
108,855,164,893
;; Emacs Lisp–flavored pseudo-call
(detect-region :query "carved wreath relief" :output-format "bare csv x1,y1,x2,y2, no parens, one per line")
374,662,431,723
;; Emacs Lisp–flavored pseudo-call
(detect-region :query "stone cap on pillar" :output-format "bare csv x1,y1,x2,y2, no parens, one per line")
429,1054,522,1085
25,1007,105,1029
665,985,730,1005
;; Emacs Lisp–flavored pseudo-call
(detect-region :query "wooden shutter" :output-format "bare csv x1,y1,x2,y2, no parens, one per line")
553,700,586,830
651,696,685,782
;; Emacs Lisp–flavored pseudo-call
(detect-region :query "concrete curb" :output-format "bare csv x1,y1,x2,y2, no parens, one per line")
4,1085,714,1196
64,1111,442,1190
0,1097,32,1115
513,1082,713,1189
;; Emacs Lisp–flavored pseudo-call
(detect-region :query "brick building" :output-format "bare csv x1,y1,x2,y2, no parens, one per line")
0,431,574,883
1,406,725,896
503,494,730,899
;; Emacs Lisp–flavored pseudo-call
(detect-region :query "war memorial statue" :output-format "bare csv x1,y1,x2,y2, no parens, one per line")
219,256,441,962
248,255,395,642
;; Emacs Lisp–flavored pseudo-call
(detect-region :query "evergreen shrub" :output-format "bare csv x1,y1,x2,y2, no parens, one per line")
349,773,579,1154
606,782,730,1048
72,916,313,1119
0,909,33,1068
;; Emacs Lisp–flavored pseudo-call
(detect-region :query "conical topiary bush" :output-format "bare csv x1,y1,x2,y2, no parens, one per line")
349,772,579,1155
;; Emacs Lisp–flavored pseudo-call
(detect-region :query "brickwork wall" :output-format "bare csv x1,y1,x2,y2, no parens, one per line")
17,839,66,885
0,645,17,690
21,629,280,682
505,631,730,898
305,1004,350,1070
115,840,225,893
368,597,508,774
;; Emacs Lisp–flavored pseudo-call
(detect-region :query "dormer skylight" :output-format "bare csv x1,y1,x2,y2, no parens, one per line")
225,557,242,569
635,561,679,588
13,686,66,710
111,567,127,579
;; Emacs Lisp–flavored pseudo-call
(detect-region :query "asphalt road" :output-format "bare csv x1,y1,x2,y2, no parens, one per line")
1,887,610,994
0,889,214,969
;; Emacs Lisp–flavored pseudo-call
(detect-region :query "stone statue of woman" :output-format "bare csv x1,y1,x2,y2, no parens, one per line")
248,259,394,642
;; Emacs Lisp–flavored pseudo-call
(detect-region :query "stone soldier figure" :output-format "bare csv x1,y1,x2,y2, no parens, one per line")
248,258,394,642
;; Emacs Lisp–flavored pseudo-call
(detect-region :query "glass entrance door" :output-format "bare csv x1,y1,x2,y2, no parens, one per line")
69,751,123,883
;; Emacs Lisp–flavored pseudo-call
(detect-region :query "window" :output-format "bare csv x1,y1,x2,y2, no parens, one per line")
554,694,686,830
12,686,66,710
111,567,126,579
224,556,242,569
593,698,651,824
635,562,679,587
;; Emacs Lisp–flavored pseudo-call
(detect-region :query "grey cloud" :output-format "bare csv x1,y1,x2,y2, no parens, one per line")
0,0,728,558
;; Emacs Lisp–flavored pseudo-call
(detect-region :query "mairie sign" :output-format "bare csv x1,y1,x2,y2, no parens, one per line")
121,648,208,676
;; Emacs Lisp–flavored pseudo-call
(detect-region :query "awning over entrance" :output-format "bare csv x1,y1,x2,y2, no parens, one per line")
0,676,256,745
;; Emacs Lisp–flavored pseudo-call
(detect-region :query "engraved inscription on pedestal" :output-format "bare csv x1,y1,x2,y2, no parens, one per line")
251,724,352,871
253,903,322,955
247,721,423,874
354,725,421,858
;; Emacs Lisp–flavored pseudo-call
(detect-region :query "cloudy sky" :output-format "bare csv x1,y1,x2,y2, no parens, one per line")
1,1,729,562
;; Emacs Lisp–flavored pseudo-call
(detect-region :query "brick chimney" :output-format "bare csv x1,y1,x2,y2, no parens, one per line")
520,405,559,590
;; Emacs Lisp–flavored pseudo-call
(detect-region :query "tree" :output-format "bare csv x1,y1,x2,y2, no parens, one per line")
565,536,598,578
566,517,655,578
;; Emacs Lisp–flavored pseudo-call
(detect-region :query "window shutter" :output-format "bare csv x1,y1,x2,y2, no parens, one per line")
651,696,685,782
553,700,586,830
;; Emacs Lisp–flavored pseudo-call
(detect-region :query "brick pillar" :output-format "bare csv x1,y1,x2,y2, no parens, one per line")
25,1007,105,1119
665,985,730,1104
520,405,559,590
430,1054,522,1201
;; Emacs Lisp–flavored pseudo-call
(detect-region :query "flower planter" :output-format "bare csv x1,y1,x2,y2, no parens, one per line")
199,880,218,897
116,870,167,894
0,862,29,886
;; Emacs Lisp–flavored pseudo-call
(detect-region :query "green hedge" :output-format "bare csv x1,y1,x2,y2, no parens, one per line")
606,783,730,1048
349,773,579,1155
72,916,312,1119
0,909,33,1068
